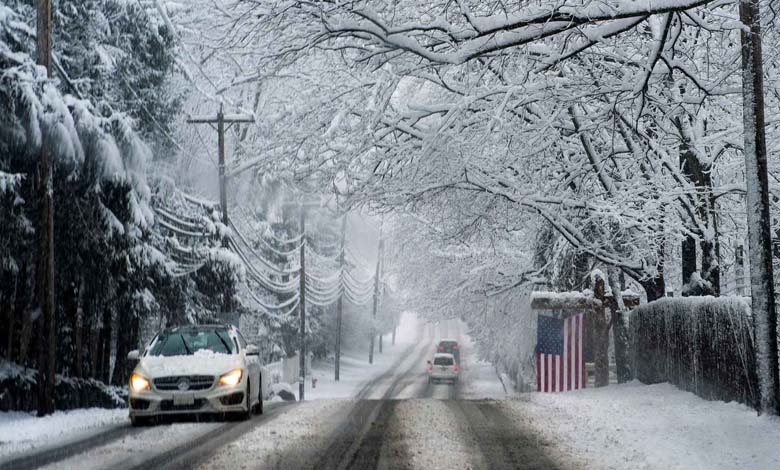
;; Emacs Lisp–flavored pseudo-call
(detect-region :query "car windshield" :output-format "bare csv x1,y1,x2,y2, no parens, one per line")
434,356,454,366
148,329,236,356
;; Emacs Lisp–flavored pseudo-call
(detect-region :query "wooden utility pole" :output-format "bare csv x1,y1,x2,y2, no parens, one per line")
37,0,56,417
298,207,307,400
739,0,780,415
334,214,347,381
368,224,383,364
187,106,253,313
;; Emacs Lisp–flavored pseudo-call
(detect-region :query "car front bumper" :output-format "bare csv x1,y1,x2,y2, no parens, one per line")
129,380,248,417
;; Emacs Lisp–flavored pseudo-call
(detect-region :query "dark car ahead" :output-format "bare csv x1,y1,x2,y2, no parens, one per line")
436,339,460,362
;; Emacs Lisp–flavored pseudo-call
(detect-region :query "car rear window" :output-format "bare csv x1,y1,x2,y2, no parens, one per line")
434,356,454,366
439,341,458,348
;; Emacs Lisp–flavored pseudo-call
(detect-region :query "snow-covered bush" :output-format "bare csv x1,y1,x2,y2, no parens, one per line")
629,297,757,408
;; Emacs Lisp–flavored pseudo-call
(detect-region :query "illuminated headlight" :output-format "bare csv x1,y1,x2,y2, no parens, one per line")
219,369,243,387
130,373,150,392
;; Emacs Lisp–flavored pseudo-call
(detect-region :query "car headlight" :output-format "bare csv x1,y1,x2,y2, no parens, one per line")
219,369,243,387
130,373,150,392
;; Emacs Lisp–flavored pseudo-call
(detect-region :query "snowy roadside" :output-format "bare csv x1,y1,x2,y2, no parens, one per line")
0,408,128,459
300,312,422,400
500,381,780,470
456,323,514,400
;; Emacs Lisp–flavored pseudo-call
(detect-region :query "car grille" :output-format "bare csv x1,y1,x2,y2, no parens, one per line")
153,375,215,391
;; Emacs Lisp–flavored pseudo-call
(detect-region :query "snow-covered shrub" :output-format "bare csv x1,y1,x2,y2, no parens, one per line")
0,360,125,412
629,297,757,408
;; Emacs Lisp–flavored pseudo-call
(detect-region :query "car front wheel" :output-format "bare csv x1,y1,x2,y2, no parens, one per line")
253,373,263,415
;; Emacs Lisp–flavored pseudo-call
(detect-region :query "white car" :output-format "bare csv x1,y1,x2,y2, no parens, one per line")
127,324,263,426
427,353,459,384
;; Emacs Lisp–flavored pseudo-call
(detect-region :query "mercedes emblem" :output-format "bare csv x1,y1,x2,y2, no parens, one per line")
177,378,190,391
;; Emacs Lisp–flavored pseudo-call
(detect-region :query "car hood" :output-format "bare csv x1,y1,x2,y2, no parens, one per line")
136,350,244,378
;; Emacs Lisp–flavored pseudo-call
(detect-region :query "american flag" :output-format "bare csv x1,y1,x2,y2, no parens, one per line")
536,313,585,392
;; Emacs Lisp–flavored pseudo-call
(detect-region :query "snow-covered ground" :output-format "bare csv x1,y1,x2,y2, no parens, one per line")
501,381,780,470
0,408,128,458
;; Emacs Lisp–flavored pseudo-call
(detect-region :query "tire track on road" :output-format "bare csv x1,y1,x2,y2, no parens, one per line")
121,402,294,470
313,337,435,470
0,423,141,470
446,400,568,470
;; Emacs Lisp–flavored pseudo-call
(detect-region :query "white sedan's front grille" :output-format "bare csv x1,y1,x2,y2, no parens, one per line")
153,375,215,391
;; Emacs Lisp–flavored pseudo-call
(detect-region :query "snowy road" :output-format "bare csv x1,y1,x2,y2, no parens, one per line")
1,319,565,470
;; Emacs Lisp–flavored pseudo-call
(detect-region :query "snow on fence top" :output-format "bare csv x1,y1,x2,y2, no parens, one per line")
530,290,640,311
530,291,602,310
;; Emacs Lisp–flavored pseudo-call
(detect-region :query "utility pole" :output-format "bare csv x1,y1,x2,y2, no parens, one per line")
335,214,347,381
298,207,307,400
187,106,253,313
368,223,384,364
739,0,779,415
36,0,56,417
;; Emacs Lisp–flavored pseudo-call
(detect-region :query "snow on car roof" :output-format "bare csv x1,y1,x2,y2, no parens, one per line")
438,339,458,343
434,353,455,358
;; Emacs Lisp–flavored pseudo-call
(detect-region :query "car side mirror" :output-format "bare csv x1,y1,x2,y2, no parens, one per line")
127,350,140,361
246,344,259,356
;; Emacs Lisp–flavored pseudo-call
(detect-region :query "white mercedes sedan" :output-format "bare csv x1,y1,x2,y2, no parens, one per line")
127,324,263,426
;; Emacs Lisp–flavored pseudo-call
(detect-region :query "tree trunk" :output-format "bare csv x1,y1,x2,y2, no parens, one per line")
640,276,665,302
700,169,721,295
681,237,697,292
112,306,130,386
73,279,84,379
63,280,78,375
98,304,112,383
4,271,18,360
739,0,780,415
735,243,746,296
592,273,610,387
608,270,633,383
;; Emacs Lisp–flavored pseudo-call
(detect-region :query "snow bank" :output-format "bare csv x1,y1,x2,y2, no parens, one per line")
0,408,127,458
504,381,780,470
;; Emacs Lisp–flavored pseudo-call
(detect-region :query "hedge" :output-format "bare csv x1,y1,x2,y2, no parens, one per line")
629,297,758,408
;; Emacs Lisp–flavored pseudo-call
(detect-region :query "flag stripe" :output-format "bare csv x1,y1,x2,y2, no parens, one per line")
579,314,585,388
574,314,580,389
558,352,563,392
567,316,573,391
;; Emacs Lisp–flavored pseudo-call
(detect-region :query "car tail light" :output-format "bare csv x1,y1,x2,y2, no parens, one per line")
428,363,433,371
453,345,459,350
437,345,444,351
453,364,459,372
